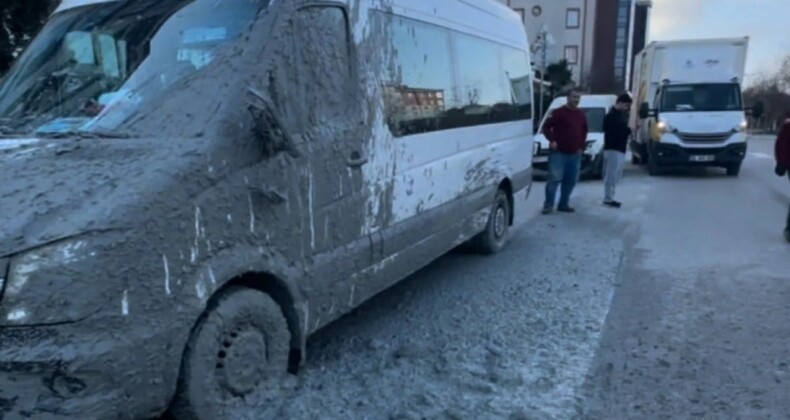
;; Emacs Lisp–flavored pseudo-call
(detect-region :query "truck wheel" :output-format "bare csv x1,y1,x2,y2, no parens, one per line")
170,287,291,420
475,188,510,255
726,163,741,177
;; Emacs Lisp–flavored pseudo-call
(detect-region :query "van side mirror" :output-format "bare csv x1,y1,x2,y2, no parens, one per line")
638,102,653,119
246,86,301,158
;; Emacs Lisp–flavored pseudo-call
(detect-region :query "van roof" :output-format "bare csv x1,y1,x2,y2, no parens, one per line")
56,0,529,49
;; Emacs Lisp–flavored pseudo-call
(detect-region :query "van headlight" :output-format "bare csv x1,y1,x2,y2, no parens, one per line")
1,234,117,326
737,120,748,132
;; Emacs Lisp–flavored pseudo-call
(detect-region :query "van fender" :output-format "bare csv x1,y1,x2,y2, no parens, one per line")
166,244,308,395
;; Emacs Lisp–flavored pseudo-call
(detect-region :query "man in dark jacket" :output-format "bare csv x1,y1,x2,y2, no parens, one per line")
542,87,588,214
602,93,633,208
774,111,790,241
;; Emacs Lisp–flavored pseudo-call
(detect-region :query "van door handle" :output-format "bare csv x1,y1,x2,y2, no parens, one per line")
347,151,368,168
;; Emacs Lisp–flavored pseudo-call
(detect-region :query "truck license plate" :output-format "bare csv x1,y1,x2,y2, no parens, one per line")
690,155,714,162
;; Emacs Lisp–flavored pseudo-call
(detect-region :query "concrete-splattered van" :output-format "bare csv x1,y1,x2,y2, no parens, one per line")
0,0,535,418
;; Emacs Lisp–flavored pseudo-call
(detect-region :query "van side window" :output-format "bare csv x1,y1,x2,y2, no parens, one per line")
379,12,533,138
454,33,510,121
295,6,351,123
383,15,454,137
500,46,533,120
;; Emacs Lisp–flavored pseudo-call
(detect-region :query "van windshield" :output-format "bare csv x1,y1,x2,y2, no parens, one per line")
660,83,742,112
0,0,266,138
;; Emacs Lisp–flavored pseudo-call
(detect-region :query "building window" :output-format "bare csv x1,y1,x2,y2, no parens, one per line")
566,8,580,29
564,46,578,64
513,7,525,23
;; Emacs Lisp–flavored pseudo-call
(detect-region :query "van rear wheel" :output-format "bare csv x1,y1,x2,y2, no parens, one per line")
170,286,290,420
475,188,510,255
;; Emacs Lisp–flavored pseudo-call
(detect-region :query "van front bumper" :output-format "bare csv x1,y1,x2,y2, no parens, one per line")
0,319,177,419
652,142,747,166
532,151,598,175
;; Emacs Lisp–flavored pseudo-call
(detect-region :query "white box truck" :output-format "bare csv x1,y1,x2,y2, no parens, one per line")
629,37,760,176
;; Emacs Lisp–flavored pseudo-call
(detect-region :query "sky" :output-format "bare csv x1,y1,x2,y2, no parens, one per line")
649,0,789,86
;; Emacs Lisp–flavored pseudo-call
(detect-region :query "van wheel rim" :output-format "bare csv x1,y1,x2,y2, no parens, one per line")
494,206,506,238
216,328,267,396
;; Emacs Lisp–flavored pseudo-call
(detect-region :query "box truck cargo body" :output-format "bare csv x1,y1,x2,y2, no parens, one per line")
630,37,750,176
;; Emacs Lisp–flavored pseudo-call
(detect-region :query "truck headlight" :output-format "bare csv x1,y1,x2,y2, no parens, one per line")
737,120,748,132
1,234,119,326
657,120,672,133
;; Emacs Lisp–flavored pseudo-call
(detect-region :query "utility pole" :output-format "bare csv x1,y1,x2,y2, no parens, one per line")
531,25,553,120
540,27,546,120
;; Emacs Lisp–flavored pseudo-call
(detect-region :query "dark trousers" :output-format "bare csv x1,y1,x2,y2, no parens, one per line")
786,173,790,231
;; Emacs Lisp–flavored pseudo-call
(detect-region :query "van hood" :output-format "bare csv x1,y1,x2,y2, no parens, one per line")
0,137,205,257
659,111,745,134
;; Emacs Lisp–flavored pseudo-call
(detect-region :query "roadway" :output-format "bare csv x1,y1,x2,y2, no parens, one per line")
235,134,790,419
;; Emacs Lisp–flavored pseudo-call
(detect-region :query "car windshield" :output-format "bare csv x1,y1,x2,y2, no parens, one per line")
540,106,606,134
660,83,742,112
580,107,606,132
0,0,266,138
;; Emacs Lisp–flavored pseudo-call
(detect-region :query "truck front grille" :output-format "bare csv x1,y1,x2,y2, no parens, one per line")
677,131,733,144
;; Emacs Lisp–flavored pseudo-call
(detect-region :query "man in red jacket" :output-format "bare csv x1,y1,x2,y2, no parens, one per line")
774,111,790,241
541,87,588,214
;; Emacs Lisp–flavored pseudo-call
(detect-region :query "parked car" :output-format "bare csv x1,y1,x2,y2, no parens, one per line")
532,94,617,180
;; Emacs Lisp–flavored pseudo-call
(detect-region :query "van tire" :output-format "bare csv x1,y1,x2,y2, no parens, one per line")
475,189,510,255
726,163,741,177
170,287,290,420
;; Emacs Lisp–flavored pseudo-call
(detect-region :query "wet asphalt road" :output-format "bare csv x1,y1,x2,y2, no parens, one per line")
233,135,789,419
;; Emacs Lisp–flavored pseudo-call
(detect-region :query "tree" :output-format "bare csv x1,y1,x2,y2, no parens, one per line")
743,55,790,132
544,59,574,97
0,0,56,75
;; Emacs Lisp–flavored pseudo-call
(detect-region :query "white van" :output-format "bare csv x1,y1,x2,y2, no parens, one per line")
532,94,617,179
0,0,535,418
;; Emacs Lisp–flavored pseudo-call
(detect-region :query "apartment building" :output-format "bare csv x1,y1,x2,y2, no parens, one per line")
499,0,651,93
498,0,596,87
588,0,651,93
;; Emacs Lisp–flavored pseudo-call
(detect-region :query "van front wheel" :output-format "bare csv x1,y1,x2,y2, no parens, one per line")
475,189,510,255
170,287,291,420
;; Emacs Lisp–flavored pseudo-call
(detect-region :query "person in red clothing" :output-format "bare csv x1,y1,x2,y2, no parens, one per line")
541,87,589,214
774,111,790,241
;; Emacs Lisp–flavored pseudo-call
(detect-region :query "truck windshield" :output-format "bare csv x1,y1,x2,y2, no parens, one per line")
0,0,266,138
660,83,742,112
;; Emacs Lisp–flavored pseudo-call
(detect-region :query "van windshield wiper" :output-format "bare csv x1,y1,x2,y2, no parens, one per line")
34,130,131,139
